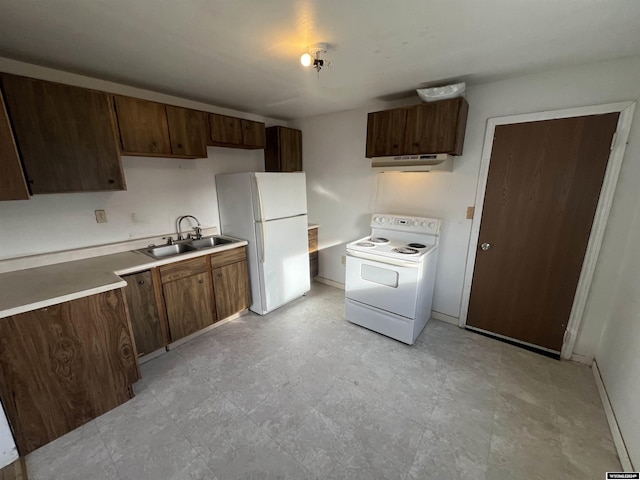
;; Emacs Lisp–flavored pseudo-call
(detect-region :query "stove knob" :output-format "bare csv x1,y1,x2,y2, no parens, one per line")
421,221,427,227
428,221,436,229
374,216,381,223
412,220,419,226
380,217,386,223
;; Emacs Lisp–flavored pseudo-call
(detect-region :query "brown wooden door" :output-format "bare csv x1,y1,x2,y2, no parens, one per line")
1,74,125,193
0,90,29,200
113,95,171,155
162,272,216,341
209,113,243,146
467,113,619,352
166,106,207,158
122,270,168,356
404,98,468,155
0,290,139,455
366,108,407,158
212,260,251,320
241,119,266,148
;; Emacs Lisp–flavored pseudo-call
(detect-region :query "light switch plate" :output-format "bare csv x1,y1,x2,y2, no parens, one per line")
95,209,108,223
466,206,475,219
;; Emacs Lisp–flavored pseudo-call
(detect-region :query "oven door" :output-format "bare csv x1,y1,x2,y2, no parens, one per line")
345,250,420,319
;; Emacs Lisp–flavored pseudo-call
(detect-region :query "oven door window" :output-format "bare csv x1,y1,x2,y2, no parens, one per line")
346,256,420,319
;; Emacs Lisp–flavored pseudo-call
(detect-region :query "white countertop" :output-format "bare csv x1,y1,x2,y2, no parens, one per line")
0,240,248,319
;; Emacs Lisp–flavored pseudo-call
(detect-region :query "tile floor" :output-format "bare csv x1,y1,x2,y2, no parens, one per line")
26,283,620,479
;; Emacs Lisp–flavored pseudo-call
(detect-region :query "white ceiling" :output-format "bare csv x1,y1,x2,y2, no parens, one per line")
0,0,639,120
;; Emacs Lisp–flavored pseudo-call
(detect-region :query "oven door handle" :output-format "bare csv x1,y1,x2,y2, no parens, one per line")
346,250,420,268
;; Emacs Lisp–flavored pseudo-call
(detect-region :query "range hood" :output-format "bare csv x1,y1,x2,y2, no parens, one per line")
371,154,453,173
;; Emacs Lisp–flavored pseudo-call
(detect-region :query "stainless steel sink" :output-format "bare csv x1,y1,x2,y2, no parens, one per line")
140,243,197,259
188,236,234,250
138,236,238,260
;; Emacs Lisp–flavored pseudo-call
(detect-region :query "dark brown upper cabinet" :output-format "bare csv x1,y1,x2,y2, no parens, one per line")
207,113,265,149
265,126,302,172
365,97,469,158
241,119,266,148
113,95,171,156
0,88,29,200
0,74,125,194
366,109,407,158
209,113,243,146
166,106,208,158
404,97,468,155
113,96,207,159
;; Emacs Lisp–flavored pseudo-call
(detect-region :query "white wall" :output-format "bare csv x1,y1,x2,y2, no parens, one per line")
295,54,640,360
0,57,284,260
595,187,640,467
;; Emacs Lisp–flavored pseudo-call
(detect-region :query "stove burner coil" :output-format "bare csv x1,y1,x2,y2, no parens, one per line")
368,237,389,244
407,243,426,249
355,241,376,248
392,247,419,255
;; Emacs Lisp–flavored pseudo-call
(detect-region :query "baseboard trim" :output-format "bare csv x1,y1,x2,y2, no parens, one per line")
592,360,633,471
314,276,345,290
431,311,459,326
570,352,594,365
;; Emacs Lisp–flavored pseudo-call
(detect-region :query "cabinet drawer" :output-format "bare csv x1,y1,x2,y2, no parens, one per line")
160,256,208,283
308,228,318,253
210,246,247,269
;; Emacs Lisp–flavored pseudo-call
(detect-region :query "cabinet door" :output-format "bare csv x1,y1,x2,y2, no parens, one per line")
113,95,171,156
308,228,318,277
0,89,29,200
209,113,243,146
212,260,251,320
404,98,468,155
166,106,207,158
241,119,266,148
280,127,302,172
365,108,407,158
0,290,139,455
1,74,125,193
122,270,168,356
163,272,216,341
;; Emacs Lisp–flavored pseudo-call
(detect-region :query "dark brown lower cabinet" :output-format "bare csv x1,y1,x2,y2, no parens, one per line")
122,270,169,356
162,271,217,341
0,290,140,455
212,260,251,320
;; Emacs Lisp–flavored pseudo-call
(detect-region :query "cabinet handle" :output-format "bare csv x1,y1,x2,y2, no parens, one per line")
198,279,204,284
108,179,115,184
177,143,183,148
217,273,222,278
138,280,145,285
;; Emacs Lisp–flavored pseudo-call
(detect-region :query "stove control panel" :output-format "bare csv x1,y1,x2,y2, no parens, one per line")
371,214,441,235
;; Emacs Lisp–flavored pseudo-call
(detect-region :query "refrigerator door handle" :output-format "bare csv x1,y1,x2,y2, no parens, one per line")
261,222,267,263
253,175,266,222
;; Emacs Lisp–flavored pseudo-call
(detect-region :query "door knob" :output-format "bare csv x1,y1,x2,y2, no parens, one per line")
481,243,491,251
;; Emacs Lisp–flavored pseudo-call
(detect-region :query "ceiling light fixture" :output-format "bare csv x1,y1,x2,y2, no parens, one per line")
300,43,329,76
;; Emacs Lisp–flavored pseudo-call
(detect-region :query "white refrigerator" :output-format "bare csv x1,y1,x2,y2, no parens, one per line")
215,172,311,315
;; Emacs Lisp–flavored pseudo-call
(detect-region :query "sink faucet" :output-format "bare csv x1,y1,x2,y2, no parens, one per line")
176,215,202,240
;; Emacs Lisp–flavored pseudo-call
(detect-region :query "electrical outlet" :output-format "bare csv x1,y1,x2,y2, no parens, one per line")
95,209,108,223
341,255,346,265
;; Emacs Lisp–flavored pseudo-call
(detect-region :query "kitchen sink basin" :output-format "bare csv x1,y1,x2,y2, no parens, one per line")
140,243,197,259
188,236,234,250
138,236,238,260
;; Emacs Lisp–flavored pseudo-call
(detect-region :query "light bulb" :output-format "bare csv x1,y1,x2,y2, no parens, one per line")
300,53,312,67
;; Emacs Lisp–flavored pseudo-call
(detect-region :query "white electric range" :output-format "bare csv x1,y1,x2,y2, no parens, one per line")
345,213,441,345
